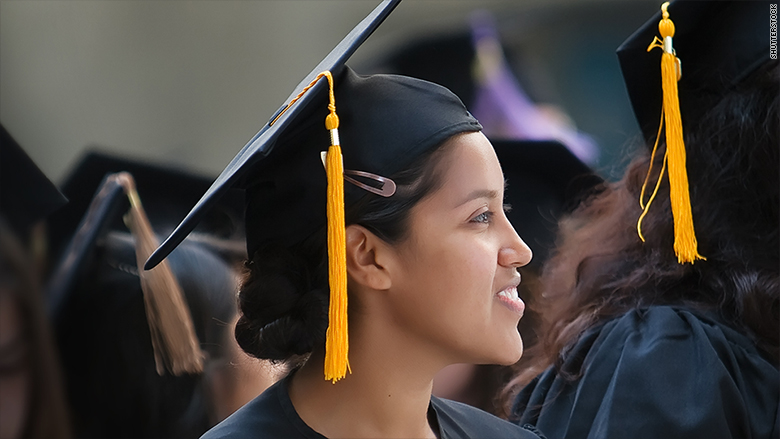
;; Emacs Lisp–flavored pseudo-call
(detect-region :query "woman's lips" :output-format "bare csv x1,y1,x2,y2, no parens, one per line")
496,286,525,316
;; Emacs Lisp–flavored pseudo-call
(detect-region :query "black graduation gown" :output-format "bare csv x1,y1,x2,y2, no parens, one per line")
203,374,544,439
512,306,780,439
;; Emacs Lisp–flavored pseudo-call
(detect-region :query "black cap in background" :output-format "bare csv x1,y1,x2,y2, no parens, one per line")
48,150,245,265
0,124,68,238
617,0,770,143
46,150,245,316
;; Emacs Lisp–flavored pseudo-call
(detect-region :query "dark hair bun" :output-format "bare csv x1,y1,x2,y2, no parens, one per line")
234,242,328,361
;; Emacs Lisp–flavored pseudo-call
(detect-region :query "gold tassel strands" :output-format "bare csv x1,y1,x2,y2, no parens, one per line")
638,1,705,264
272,71,350,382
321,71,350,383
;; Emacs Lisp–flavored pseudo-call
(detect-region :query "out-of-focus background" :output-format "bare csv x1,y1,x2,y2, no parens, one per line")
1,2,667,437
2,0,658,185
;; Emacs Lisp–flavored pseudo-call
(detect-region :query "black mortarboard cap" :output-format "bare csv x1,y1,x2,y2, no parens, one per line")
47,173,126,317
46,150,245,316
48,150,245,266
145,0,405,270
616,1,771,265
0,124,68,238
47,155,246,376
241,67,481,259
374,30,477,110
143,0,488,382
617,0,770,142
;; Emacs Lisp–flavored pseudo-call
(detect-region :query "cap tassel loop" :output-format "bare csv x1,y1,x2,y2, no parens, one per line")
321,71,350,383
637,110,668,241
114,172,205,376
640,1,705,264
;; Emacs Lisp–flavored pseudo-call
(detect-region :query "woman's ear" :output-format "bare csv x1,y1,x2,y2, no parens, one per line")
345,225,392,291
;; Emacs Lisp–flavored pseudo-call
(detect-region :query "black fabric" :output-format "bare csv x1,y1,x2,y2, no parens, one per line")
511,306,780,439
203,374,544,439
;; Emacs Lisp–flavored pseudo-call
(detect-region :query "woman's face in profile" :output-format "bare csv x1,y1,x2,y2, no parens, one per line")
386,131,532,366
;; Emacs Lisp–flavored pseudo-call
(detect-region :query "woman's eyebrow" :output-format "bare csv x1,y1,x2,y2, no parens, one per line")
455,189,499,207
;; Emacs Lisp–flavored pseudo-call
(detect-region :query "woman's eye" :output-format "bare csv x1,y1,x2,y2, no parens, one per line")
471,211,493,224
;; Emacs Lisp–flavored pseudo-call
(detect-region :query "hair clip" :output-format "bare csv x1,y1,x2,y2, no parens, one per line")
344,170,396,197
320,152,397,197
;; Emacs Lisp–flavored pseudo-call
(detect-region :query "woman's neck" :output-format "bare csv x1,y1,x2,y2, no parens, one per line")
288,323,446,439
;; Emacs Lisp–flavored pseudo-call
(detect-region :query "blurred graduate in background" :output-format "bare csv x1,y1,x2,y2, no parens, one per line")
46,151,281,438
0,124,71,438
506,2,779,438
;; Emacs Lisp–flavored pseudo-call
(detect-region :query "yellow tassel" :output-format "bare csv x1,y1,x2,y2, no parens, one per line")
640,2,705,264
321,71,350,383
272,71,350,382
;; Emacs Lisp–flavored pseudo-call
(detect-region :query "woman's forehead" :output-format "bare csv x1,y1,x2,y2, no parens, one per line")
429,133,505,206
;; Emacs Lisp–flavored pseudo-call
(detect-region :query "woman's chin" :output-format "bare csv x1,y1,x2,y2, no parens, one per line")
484,334,524,366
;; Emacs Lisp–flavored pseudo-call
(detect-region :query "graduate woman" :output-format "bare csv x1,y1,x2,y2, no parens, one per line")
145,1,544,438
506,2,779,438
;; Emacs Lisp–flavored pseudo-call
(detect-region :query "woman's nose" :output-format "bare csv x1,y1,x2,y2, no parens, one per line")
498,220,533,268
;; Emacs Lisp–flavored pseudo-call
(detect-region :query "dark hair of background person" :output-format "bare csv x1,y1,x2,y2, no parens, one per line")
0,218,72,439
501,60,780,405
55,231,239,438
234,132,456,364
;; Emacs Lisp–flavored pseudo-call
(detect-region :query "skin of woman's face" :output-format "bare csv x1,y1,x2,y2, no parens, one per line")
385,131,532,367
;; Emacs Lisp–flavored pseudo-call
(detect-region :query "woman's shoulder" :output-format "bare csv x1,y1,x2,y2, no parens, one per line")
431,396,546,439
201,376,321,439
